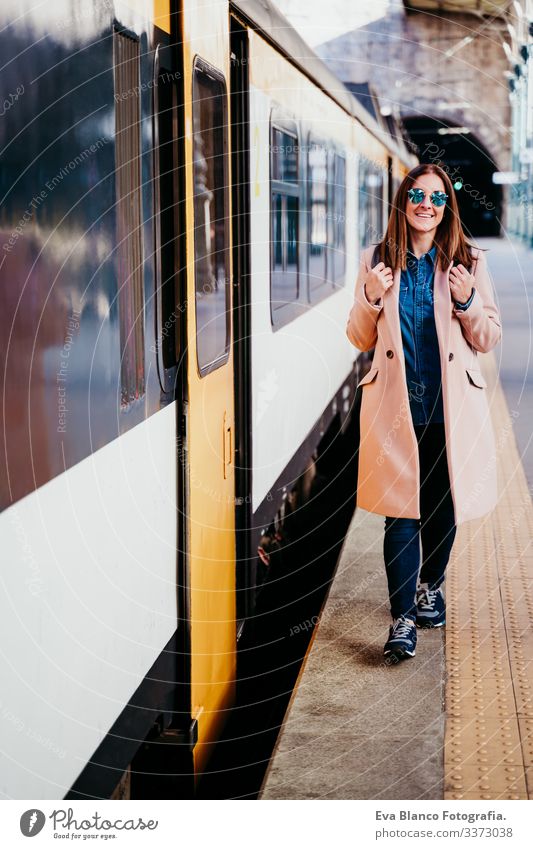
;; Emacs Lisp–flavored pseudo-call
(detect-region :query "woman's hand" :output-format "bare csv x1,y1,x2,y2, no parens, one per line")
364,262,394,305
449,264,475,304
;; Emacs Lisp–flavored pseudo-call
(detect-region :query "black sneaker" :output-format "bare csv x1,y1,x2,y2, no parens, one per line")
383,615,417,663
416,583,446,628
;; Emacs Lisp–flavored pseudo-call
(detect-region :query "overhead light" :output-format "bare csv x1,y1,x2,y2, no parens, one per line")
444,35,473,58
503,42,514,63
503,41,514,63
437,127,470,135
492,171,520,185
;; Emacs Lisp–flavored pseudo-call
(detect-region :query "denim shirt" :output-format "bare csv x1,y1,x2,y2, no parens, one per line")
398,246,475,425
399,245,444,425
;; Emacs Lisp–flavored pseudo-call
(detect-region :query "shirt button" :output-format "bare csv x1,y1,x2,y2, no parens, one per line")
386,350,394,359
449,352,454,361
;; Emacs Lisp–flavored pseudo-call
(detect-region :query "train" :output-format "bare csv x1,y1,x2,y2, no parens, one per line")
0,0,417,799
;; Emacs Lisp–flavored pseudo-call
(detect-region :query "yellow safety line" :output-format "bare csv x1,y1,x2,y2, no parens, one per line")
445,353,533,799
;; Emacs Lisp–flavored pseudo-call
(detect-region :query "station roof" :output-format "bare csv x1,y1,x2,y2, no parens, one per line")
404,0,511,17
231,0,418,167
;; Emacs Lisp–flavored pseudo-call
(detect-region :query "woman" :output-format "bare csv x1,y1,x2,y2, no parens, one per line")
346,163,501,663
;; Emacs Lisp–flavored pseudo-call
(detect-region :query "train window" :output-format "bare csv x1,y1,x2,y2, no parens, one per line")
113,28,146,408
270,123,299,316
153,46,179,389
358,156,384,251
372,167,384,235
192,59,230,376
307,139,328,294
329,152,346,286
271,127,298,183
358,157,371,249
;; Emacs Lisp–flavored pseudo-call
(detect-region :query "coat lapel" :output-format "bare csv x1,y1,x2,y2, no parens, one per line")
384,266,403,355
433,258,454,358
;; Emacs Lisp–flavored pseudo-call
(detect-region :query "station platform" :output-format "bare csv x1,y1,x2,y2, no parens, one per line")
259,239,533,801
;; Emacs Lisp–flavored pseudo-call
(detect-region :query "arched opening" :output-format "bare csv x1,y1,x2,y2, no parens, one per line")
403,116,503,237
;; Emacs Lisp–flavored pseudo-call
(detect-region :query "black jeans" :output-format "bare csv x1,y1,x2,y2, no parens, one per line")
383,423,456,620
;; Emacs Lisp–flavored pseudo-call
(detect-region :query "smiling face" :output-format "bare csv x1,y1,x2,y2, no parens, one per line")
405,172,447,236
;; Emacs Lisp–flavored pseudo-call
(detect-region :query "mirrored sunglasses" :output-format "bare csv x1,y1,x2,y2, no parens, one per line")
407,188,448,207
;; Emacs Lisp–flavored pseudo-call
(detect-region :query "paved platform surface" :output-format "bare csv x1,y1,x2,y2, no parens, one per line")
259,504,446,799
445,352,533,799
259,237,533,800
485,237,533,486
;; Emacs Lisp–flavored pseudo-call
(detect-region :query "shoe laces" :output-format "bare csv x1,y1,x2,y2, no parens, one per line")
391,616,414,639
418,587,440,610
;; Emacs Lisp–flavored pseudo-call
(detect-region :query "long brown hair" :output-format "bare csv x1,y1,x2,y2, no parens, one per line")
372,163,480,272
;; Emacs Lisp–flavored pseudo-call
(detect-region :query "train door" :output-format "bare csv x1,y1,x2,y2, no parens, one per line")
230,14,254,627
182,0,237,775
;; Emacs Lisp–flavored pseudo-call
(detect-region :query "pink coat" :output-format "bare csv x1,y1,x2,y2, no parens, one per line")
346,244,502,524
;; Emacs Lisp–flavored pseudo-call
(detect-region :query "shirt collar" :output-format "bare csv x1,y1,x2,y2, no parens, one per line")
407,244,437,264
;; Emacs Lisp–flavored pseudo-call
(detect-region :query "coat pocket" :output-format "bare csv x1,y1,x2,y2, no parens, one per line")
466,368,487,389
357,367,379,388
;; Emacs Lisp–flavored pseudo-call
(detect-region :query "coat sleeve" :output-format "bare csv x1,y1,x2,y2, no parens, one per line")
453,249,502,353
345,248,383,352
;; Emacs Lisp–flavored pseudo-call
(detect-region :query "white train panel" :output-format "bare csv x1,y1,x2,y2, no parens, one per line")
248,31,360,513
0,402,178,798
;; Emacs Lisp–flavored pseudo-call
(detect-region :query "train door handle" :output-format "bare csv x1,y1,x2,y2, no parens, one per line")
223,411,233,479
